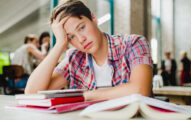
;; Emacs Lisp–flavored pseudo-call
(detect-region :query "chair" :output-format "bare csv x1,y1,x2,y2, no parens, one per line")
2,65,25,95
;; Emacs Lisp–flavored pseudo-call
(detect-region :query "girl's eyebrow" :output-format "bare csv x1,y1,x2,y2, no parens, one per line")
75,22,85,30
66,22,85,36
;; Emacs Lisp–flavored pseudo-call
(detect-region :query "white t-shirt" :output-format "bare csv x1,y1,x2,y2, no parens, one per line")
92,58,112,89
11,44,38,74
164,59,171,73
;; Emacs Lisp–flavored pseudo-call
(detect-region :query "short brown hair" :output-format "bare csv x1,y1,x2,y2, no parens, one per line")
24,34,37,44
50,0,92,24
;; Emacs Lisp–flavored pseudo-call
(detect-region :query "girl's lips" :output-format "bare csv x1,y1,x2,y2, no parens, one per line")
84,42,93,49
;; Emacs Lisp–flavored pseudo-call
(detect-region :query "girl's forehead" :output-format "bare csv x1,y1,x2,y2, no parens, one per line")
65,16,84,27
64,16,89,33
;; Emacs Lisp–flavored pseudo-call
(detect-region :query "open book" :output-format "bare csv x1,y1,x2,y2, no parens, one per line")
80,94,191,120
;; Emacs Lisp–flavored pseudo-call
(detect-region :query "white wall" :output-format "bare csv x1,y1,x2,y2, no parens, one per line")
115,0,131,34
174,0,191,62
161,0,174,58
0,1,50,52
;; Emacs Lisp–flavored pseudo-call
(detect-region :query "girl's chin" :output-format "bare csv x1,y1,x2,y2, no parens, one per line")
83,48,94,54
88,48,98,55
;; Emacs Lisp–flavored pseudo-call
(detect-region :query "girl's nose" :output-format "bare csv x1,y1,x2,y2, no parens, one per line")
78,34,86,43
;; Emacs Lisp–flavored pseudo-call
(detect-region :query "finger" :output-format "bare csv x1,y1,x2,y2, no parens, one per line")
59,16,71,26
60,17,71,38
55,11,63,22
51,12,63,25
51,15,70,28
55,11,70,22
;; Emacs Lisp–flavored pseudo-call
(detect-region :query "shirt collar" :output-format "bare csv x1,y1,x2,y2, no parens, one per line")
81,53,91,69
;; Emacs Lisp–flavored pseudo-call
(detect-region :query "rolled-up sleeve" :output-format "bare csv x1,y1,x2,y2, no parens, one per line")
54,50,72,81
54,57,70,80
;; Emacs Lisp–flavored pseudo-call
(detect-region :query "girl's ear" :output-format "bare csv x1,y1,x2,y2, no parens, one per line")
91,13,98,24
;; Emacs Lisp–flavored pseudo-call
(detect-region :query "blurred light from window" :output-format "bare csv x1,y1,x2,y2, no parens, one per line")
151,38,158,64
98,13,111,26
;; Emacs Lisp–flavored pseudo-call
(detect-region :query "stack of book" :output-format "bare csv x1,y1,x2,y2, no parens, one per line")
6,89,102,113
6,91,191,119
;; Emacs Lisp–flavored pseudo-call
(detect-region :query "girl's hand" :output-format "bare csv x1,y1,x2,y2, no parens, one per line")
51,13,70,49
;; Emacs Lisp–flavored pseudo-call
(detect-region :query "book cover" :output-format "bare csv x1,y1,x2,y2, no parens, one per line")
18,96,85,107
51,100,103,113
15,92,83,100
5,100,103,114
38,89,86,94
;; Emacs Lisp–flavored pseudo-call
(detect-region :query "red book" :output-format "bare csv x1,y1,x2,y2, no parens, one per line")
51,100,104,113
5,101,103,113
18,96,85,107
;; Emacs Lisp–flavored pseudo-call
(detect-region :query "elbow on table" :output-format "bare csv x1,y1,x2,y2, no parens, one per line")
24,87,38,94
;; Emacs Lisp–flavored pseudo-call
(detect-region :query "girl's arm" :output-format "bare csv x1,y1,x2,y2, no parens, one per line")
25,43,67,94
25,15,71,94
84,64,152,101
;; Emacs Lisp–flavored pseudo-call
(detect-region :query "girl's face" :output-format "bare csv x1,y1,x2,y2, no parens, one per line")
42,36,50,44
31,37,40,48
64,15,102,55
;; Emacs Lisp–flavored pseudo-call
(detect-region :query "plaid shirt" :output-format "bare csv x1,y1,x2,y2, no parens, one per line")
55,33,152,90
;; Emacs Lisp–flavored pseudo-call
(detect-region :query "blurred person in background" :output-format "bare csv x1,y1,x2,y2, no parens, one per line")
180,51,191,85
32,31,51,68
11,34,47,88
39,31,50,52
161,52,177,86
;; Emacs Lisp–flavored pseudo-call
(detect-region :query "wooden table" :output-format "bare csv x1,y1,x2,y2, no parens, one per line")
153,86,191,105
0,95,144,120
183,83,191,87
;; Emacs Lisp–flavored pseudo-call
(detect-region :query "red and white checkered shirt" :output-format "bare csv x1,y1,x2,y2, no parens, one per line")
55,33,153,90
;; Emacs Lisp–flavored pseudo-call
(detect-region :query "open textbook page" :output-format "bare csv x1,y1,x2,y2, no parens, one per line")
81,102,191,120
80,94,191,119
139,102,191,120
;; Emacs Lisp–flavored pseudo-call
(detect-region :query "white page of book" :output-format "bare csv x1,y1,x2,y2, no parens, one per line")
38,89,86,94
139,95,191,115
80,94,191,116
80,94,140,115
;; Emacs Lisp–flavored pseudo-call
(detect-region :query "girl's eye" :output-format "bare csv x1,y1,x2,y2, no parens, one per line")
70,35,75,40
80,25,85,30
